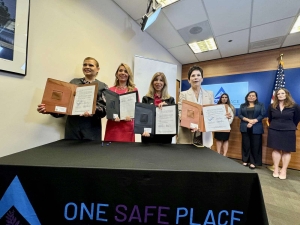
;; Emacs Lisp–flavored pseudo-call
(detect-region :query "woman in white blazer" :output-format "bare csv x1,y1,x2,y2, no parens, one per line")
177,65,214,147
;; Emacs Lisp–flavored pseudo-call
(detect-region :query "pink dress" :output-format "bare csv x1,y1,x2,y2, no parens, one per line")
104,87,138,142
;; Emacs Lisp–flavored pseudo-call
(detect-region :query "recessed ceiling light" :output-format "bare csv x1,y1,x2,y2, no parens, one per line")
290,15,300,33
188,38,218,53
156,0,180,8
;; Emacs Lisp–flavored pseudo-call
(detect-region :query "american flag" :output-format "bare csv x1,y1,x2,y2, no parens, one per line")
271,61,285,103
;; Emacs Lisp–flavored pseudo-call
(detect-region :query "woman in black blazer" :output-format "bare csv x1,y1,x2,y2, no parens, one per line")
141,72,175,143
238,91,265,169
267,88,300,179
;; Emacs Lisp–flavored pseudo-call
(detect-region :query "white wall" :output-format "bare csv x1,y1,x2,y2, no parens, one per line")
0,0,182,157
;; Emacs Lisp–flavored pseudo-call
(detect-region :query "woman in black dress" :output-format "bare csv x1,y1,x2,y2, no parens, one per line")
214,93,235,156
141,72,175,143
267,88,300,179
238,91,265,169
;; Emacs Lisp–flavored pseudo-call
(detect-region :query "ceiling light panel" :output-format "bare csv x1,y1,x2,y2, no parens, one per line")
290,15,300,33
189,38,218,53
156,0,180,8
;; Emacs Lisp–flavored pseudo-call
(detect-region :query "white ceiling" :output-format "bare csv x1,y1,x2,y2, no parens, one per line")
113,0,300,65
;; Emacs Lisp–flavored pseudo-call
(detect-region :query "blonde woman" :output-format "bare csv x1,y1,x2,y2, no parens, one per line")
141,72,175,143
104,63,138,142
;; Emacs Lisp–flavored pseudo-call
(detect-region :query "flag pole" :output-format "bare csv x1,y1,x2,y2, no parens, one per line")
279,53,283,61
279,54,284,65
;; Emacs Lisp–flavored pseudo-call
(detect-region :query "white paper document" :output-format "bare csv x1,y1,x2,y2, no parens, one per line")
119,92,137,120
71,85,96,115
155,105,177,134
202,105,231,132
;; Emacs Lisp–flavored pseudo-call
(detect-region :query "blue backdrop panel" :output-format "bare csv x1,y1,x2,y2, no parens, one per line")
181,67,300,116
202,82,248,108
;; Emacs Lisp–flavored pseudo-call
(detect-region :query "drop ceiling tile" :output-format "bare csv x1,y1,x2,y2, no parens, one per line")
168,45,199,64
145,12,186,49
250,18,294,42
113,0,147,20
114,0,300,65
178,21,213,43
195,50,222,62
282,32,300,47
252,0,300,26
249,44,281,53
163,0,207,30
216,29,250,57
203,0,252,36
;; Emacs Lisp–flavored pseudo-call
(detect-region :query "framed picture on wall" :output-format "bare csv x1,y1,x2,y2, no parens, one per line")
0,0,30,76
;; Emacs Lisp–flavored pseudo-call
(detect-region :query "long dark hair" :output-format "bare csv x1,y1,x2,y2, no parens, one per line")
217,93,235,114
244,91,258,106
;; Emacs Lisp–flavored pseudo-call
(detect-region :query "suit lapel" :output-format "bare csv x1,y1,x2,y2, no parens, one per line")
243,105,248,117
187,88,195,102
254,104,260,118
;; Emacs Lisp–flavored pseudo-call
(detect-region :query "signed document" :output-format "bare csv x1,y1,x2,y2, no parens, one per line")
134,103,178,135
104,90,138,120
155,105,177,134
71,85,96,115
42,78,98,115
202,105,230,132
119,92,137,120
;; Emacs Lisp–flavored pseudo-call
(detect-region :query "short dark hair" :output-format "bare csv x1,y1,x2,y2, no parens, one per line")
188,65,203,80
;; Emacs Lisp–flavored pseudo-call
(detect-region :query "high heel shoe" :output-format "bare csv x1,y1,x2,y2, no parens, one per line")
272,173,279,178
279,174,286,180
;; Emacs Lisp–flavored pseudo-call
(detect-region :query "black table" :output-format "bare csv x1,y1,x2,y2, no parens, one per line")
0,140,268,225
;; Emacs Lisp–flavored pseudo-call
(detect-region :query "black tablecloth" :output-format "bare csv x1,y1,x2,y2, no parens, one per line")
0,140,268,225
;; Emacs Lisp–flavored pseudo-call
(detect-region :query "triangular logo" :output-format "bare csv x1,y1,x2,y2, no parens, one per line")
214,87,226,103
0,176,41,225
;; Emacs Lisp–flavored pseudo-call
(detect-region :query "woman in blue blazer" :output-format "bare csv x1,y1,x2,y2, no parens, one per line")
238,91,265,169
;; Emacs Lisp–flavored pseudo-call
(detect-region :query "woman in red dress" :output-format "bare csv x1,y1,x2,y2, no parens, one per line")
104,63,138,142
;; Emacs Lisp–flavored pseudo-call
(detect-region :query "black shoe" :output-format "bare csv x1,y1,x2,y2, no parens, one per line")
193,135,203,147
193,142,204,147
193,138,204,147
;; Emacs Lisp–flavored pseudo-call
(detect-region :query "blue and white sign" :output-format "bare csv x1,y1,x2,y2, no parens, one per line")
202,82,248,109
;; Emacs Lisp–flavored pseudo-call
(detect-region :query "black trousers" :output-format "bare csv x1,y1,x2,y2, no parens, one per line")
65,116,102,141
241,128,262,166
